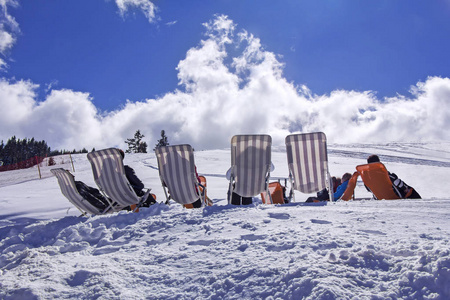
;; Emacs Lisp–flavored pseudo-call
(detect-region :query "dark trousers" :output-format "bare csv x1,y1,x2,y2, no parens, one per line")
230,192,252,205
407,188,421,199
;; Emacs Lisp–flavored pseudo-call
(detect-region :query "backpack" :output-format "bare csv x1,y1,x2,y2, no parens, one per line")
316,188,330,201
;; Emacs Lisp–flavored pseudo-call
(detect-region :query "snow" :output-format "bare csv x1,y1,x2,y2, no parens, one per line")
1,142,449,299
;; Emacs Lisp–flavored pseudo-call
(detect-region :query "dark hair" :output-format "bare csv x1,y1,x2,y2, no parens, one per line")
342,173,352,182
367,154,380,164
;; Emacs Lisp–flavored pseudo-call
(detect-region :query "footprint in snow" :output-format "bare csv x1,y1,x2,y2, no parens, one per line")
268,212,290,220
358,229,387,235
240,234,267,241
66,270,98,287
187,240,216,246
265,243,296,252
311,219,332,225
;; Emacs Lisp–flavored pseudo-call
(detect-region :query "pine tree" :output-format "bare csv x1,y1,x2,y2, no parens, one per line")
125,130,148,153
125,135,137,154
137,141,148,153
154,130,169,150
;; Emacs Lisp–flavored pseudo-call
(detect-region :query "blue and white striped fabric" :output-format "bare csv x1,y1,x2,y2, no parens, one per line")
51,168,103,215
230,135,272,198
87,148,142,209
285,132,330,194
155,144,201,205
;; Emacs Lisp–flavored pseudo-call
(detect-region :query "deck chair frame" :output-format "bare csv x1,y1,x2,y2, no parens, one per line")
285,132,333,202
228,134,272,204
155,144,205,206
87,148,150,211
51,168,112,215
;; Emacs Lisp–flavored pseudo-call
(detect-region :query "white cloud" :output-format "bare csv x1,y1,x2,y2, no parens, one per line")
0,0,19,70
165,20,177,27
0,78,36,128
45,80,59,93
0,0,19,32
0,27,14,53
113,0,157,23
0,58,6,70
0,14,449,151
27,89,104,150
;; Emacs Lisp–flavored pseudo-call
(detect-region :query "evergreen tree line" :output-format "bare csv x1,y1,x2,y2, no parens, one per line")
0,136,51,166
0,130,169,169
0,136,88,167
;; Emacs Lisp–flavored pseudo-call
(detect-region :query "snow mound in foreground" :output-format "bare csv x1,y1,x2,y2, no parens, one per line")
1,200,449,299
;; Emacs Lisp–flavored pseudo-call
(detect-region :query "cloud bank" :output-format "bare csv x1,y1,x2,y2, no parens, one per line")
1,14,449,151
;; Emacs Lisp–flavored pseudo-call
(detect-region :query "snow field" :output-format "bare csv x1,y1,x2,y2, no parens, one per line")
1,142,449,299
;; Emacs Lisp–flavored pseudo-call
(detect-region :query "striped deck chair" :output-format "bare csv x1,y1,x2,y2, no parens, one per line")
356,162,401,200
51,168,112,215
184,176,213,208
228,135,272,204
285,132,333,202
155,144,206,206
87,148,151,211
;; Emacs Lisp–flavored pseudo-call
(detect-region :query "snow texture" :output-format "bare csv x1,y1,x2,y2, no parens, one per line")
1,142,449,299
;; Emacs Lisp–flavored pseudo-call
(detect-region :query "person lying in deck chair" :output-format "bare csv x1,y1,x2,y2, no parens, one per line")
66,171,113,211
160,166,204,208
119,149,156,207
75,181,110,211
366,155,421,199
155,145,211,208
332,176,341,193
306,172,352,202
189,166,204,208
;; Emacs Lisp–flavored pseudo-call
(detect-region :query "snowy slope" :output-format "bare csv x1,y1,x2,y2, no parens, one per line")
0,143,449,299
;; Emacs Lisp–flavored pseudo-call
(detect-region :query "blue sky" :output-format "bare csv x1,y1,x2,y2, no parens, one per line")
1,0,450,150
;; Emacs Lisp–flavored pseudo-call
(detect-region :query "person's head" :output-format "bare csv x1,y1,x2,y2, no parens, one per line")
118,149,125,159
342,173,352,182
367,154,380,164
